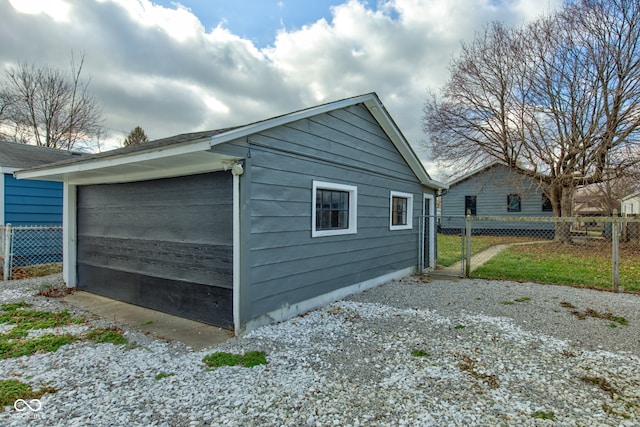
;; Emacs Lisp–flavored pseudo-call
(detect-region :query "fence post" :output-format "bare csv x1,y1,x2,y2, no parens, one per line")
3,224,11,281
465,210,472,277
612,210,619,292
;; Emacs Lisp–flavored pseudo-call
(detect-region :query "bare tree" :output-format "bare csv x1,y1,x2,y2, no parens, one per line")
123,126,149,146
2,53,104,150
424,0,640,234
0,89,14,124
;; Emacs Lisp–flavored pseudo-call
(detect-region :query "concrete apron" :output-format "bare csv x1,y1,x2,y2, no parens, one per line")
63,291,233,351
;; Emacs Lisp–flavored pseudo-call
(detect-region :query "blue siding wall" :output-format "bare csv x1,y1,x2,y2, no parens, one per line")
238,104,432,320
4,174,63,225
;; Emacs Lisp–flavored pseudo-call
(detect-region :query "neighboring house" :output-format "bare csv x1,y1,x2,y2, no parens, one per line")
439,162,554,236
573,184,618,217
622,192,640,216
16,93,447,335
0,141,80,226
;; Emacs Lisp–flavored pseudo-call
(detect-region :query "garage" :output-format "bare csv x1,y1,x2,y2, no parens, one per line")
16,94,447,335
76,172,234,327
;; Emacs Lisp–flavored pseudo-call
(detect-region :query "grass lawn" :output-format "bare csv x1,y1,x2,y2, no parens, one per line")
437,234,548,267
436,234,465,267
471,242,640,292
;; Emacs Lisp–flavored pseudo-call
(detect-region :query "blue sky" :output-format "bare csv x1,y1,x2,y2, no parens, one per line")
153,0,347,47
1,0,561,176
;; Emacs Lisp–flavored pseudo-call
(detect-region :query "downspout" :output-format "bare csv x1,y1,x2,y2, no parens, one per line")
63,183,77,287
231,162,244,336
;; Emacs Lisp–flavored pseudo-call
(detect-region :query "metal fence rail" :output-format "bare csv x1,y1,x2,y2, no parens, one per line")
1,224,63,281
428,214,640,292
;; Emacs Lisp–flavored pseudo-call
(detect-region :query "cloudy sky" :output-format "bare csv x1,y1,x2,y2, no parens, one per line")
1,0,561,177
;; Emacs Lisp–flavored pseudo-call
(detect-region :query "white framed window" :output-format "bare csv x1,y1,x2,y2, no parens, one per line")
389,191,413,230
312,181,357,237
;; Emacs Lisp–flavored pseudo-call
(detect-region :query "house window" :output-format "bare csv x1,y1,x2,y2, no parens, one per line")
542,194,553,212
390,191,413,230
464,195,477,216
507,194,521,212
312,181,357,237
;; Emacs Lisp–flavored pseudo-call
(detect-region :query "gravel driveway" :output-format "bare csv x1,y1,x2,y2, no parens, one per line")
0,274,639,426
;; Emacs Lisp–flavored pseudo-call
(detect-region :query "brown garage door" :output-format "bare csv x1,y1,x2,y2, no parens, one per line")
76,172,234,328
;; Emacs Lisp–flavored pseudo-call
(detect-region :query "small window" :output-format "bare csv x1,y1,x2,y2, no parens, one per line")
465,195,477,216
390,191,413,230
542,194,553,212
312,181,357,237
507,194,521,212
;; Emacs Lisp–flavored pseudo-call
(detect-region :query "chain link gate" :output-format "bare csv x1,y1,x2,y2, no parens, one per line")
1,224,63,280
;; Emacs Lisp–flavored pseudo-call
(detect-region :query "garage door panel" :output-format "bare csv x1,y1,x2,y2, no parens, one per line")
78,236,232,287
78,264,233,328
78,203,232,242
76,172,234,327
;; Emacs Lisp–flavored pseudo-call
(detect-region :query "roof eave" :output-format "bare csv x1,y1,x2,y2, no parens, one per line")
15,137,217,184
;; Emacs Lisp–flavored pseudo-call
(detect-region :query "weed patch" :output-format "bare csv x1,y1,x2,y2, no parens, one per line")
0,334,77,359
560,302,628,326
85,327,127,345
0,302,84,358
457,355,500,389
531,410,556,421
581,375,619,398
501,297,531,305
155,372,175,380
36,286,76,298
602,403,631,419
411,349,431,358
0,379,56,411
202,351,267,369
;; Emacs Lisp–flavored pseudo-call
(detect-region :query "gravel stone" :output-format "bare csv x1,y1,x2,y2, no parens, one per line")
0,274,639,426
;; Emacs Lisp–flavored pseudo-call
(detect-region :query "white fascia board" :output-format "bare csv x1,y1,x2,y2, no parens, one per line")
362,97,447,190
622,191,640,202
0,167,19,174
15,138,212,181
447,161,503,187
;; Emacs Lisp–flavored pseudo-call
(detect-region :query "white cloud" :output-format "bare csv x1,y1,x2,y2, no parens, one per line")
98,0,204,42
8,0,71,22
1,0,562,160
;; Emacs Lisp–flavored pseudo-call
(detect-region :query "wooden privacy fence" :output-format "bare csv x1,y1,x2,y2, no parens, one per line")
1,224,63,281
428,213,640,291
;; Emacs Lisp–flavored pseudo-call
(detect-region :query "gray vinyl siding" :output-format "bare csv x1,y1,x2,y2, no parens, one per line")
240,104,429,319
440,164,553,231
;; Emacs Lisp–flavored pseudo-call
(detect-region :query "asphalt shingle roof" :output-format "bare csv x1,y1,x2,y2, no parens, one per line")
0,140,82,169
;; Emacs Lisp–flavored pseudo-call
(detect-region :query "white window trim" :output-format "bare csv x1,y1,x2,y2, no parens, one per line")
389,191,413,230
312,180,357,237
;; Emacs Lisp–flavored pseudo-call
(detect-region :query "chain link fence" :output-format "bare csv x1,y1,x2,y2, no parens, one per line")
1,224,63,281
430,215,640,292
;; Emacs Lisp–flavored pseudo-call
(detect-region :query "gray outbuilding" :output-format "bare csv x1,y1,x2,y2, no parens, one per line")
17,93,446,334
440,162,554,236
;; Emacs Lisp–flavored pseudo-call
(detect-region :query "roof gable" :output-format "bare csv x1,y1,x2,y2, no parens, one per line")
16,93,446,189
